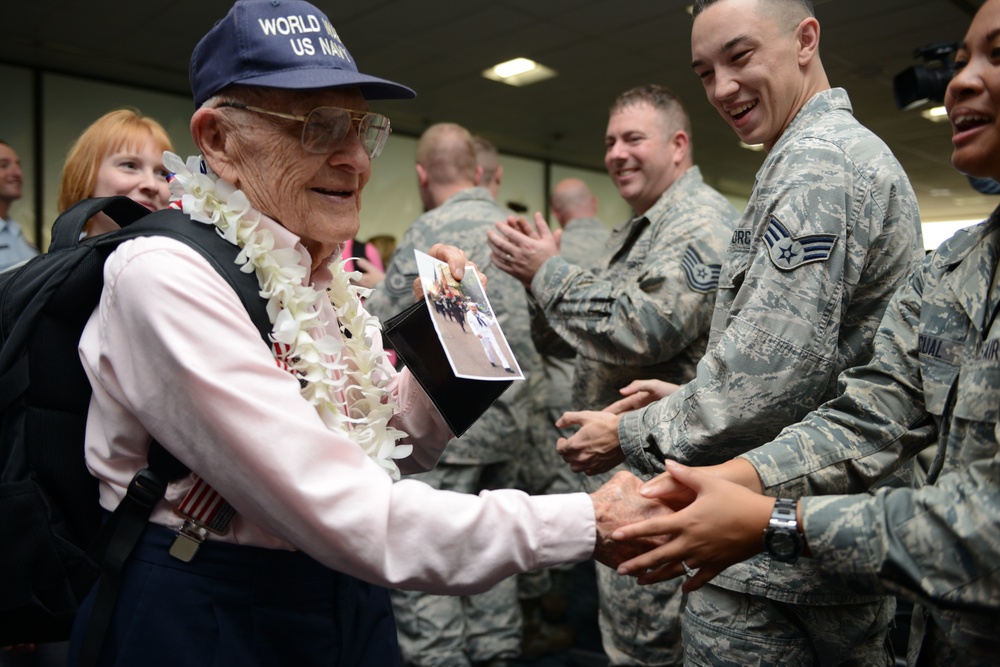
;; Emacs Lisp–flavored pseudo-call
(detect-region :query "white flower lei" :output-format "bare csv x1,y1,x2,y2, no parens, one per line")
163,152,411,479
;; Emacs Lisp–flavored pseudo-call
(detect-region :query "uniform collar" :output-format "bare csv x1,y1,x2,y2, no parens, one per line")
770,88,852,156
943,207,1000,338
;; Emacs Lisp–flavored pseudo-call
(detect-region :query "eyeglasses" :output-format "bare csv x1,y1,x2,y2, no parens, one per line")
217,102,392,159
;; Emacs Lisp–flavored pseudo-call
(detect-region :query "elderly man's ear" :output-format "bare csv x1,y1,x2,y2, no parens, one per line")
191,107,240,185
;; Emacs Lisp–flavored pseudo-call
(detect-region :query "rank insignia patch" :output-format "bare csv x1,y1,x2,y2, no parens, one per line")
682,246,721,293
764,216,837,271
385,270,415,298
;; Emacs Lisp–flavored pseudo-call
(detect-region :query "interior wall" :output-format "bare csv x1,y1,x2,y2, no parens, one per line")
2,66,617,253
3,64,36,245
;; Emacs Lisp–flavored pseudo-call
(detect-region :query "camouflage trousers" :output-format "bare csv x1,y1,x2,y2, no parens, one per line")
682,583,895,666
584,468,685,666
908,604,1000,667
391,462,522,667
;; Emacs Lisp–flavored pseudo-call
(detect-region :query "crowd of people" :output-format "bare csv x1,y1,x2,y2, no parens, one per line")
3,0,1000,666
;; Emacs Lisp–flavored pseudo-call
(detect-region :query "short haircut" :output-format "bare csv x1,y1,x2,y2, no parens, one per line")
57,108,173,213
610,84,692,138
692,0,814,25
416,123,478,186
471,135,500,184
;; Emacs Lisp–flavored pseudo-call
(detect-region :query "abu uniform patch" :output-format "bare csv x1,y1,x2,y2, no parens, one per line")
682,246,722,293
385,270,415,299
764,216,837,271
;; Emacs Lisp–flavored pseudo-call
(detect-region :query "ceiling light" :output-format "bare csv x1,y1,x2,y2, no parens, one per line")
482,58,557,87
920,105,949,122
739,141,765,152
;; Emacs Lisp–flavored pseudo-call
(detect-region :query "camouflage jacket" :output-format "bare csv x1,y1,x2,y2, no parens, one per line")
742,209,1000,659
366,187,540,464
620,89,925,605
539,217,611,415
530,166,738,411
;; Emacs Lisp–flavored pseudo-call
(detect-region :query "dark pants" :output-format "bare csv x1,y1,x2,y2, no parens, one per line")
69,523,400,667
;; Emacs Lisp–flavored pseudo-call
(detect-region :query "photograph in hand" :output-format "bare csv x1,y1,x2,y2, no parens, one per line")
415,249,524,381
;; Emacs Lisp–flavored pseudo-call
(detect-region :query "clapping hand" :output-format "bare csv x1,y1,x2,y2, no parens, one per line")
555,411,625,475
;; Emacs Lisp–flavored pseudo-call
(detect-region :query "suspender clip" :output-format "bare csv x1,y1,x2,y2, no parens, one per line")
169,520,209,562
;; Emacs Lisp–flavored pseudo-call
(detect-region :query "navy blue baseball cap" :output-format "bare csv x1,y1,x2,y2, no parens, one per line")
190,0,415,107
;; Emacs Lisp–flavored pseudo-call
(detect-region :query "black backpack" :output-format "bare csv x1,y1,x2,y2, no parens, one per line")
0,197,269,652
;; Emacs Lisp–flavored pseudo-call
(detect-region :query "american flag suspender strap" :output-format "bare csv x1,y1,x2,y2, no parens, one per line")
168,478,237,562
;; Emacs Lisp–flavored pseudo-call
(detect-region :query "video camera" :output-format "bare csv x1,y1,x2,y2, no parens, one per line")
893,42,959,111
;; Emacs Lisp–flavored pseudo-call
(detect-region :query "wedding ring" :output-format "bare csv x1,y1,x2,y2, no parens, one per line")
682,561,697,578
506,253,512,261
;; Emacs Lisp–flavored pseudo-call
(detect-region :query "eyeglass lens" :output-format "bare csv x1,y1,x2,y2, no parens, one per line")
301,108,390,159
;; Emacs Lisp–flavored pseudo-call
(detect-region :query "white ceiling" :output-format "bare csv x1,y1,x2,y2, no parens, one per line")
2,0,993,221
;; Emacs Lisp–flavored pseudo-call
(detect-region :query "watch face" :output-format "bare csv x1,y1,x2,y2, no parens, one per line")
771,531,796,557
764,526,801,561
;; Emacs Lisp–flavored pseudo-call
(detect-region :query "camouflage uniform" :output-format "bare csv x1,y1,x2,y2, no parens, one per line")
517,216,610,640
366,187,541,667
740,208,1000,667
523,216,611,499
532,167,738,666
617,89,925,665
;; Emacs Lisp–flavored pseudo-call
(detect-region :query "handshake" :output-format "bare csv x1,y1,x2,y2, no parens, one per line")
588,471,675,570
586,460,773,592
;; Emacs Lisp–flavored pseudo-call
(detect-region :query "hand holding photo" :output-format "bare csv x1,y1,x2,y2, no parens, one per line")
415,249,524,381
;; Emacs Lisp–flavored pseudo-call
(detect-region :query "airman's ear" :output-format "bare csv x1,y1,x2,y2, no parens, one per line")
796,16,820,67
671,130,691,165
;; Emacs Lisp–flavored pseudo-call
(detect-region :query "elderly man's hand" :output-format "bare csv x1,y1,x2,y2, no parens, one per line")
487,212,559,287
556,411,625,475
413,244,486,302
603,379,680,415
611,461,775,591
589,471,672,570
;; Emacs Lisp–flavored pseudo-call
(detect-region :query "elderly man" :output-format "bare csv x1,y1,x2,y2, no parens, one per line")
489,85,738,665
66,2,669,665
0,140,38,270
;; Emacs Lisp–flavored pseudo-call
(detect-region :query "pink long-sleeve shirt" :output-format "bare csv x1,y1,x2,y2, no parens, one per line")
79,215,594,594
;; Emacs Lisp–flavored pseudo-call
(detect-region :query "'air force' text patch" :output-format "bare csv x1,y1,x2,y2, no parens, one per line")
682,246,721,293
764,216,837,271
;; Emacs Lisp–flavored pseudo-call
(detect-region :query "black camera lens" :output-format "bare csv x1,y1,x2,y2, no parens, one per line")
893,64,955,110
892,41,959,111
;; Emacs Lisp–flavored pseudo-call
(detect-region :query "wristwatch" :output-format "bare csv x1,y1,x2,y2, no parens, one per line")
763,497,802,563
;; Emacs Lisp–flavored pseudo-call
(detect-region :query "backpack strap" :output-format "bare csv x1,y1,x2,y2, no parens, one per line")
49,196,151,251
76,201,271,667
50,198,271,341
100,207,272,339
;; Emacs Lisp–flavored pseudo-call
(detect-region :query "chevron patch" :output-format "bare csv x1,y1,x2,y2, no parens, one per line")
763,216,837,271
682,246,722,293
